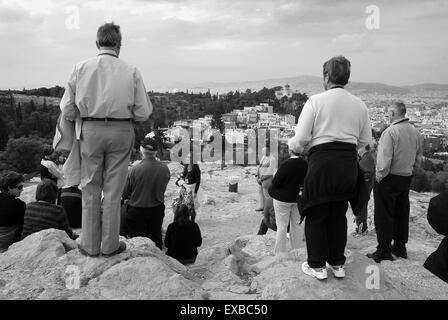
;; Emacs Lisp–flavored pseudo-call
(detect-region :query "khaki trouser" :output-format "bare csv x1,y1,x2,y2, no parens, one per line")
80,121,134,255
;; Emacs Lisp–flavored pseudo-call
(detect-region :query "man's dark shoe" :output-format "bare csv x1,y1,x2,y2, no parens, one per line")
392,246,408,259
102,241,127,257
366,251,395,263
78,246,100,257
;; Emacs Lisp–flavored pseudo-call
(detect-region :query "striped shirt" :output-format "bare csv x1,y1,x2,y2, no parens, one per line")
22,202,75,240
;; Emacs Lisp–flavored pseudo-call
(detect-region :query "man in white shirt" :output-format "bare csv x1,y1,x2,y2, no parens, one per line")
60,22,152,257
367,101,422,263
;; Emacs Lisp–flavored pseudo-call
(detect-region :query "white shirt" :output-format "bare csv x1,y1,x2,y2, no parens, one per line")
60,48,152,122
289,88,372,152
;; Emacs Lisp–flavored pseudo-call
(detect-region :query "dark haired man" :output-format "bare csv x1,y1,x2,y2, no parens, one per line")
60,22,152,257
367,102,422,262
21,179,77,240
289,56,372,280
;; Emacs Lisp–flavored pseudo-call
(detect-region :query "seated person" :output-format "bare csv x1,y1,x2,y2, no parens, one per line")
0,171,26,252
424,190,448,283
60,185,82,228
164,204,202,265
22,179,77,240
40,145,63,185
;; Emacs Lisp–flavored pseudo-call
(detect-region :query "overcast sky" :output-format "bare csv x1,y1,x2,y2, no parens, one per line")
1,0,447,90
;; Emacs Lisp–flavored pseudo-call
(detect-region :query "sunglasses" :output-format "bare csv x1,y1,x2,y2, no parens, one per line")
13,185,24,190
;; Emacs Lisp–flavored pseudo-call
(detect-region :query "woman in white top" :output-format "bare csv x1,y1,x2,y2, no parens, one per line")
289,56,372,280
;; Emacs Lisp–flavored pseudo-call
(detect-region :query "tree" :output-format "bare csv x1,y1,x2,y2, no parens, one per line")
15,103,22,126
211,101,225,133
0,113,9,151
24,99,37,115
1,136,50,174
154,128,170,160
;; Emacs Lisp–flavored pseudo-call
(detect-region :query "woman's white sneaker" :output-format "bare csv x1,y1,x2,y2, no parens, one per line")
326,263,345,278
301,262,328,280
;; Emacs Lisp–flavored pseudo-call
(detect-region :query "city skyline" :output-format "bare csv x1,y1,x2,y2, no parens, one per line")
1,0,448,89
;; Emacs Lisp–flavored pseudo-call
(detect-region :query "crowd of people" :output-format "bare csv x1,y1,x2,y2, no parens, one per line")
0,22,447,285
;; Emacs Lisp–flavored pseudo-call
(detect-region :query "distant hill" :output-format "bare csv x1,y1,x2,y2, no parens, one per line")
402,83,448,92
169,76,448,96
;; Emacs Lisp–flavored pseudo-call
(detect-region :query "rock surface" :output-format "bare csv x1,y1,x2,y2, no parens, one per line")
2,162,446,300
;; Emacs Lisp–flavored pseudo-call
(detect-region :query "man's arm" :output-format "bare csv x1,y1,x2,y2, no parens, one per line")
288,98,314,154
60,66,78,121
358,106,373,149
122,171,133,201
413,130,423,172
132,68,153,122
376,130,393,183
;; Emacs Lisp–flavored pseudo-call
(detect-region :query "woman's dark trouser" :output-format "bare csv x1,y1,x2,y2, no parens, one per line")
355,177,374,232
61,194,82,228
373,175,412,254
305,201,348,268
126,204,165,250
178,256,197,265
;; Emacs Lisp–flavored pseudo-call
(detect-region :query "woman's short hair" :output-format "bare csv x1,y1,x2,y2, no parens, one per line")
323,56,351,86
0,171,24,192
35,179,58,203
97,22,122,48
174,204,190,226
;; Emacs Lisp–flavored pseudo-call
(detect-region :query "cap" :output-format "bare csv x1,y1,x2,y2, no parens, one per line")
141,135,158,151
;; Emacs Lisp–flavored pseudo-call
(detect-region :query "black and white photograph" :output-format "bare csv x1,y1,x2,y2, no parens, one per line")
0,0,447,308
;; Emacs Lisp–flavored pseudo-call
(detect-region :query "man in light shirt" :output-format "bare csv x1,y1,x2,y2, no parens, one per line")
60,22,152,257
367,101,422,263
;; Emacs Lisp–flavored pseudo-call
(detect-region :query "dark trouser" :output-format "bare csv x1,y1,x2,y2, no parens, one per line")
60,190,82,229
257,219,286,235
126,204,165,250
305,201,348,268
355,176,374,232
373,175,412,254
257,220,269,235
178,256,197,265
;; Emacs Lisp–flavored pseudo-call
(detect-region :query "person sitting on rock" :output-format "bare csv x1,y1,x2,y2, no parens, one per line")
40,145,64,186
0,171,26,252
423,190,448,283
22,179,77,240
164,204,202,265
60,185,82,228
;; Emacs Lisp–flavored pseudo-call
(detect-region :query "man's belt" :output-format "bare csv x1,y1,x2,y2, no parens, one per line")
82,117,133,122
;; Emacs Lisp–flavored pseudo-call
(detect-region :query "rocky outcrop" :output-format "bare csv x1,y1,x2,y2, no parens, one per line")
1,227,447,300
7,164,448,300
0,230,205,300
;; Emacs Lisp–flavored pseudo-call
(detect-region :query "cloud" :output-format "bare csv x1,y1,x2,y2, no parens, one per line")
177,39,269,51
